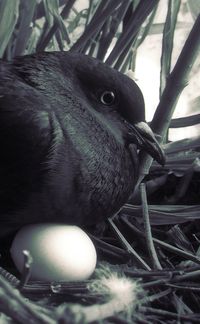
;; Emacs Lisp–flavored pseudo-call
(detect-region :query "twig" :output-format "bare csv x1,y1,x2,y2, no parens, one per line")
145,288,171,302
0,275,55,324
108,217,151,270
172,269,200,283
18,250,33,290
56,271,141,323
125,268,182,278
140,183,162,270
167,283,200,292
142,278,170,289
120,213,200,265
0,266,19,286
153,238,200,266
140,306,200,322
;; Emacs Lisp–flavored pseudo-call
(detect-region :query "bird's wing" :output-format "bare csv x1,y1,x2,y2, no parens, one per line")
0,62,82,234
0,63,53,216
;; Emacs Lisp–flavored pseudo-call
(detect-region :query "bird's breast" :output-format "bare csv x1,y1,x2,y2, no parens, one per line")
60,112,137,224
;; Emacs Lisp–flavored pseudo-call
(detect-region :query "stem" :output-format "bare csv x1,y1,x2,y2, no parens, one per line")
151,13,200,137
108,217,151,270
153,237,200,266
116,4,158,71
97,0,130,61
36,0,76,52
106,0,158,66
70,0,122,53
170,113,200,127
140,183,162,270
0,275,54,324
140,306,200,322
159,0,181,96
137,13,200,186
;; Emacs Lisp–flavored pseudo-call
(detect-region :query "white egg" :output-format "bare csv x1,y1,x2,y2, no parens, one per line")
10,224,97,282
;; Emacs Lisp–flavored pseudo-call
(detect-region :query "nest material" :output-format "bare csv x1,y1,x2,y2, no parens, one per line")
1,199,200,323
0,152,200,323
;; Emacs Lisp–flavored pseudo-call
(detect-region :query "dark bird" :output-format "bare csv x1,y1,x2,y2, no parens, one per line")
0,51,165,238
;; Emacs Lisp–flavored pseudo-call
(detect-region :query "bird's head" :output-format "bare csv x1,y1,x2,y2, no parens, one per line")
13,51,165,166
60,52,165,166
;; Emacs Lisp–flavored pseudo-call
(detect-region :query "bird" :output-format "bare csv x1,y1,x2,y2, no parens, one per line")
0,51,165,238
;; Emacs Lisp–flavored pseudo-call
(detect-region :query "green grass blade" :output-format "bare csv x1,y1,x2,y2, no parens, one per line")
0,0,20,57
159,0,181,96
13,0,37,57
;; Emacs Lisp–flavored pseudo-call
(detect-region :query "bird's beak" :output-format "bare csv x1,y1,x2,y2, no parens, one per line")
126,121,165,166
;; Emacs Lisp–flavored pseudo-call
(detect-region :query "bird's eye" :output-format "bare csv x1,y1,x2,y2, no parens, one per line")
100,91,115,105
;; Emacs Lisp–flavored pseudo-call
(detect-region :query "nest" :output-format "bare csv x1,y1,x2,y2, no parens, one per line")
1,197,200,322
1,150,200,323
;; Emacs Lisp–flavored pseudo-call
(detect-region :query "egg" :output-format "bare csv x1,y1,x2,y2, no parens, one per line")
10,224,97,282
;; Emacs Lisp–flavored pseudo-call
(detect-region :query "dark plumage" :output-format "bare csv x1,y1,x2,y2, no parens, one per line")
0,51,164,237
